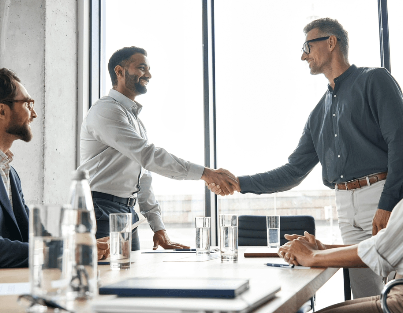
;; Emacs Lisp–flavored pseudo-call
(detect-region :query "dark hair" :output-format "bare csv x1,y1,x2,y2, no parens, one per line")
0,68,21,108
303,18,349,61
108,46,147,86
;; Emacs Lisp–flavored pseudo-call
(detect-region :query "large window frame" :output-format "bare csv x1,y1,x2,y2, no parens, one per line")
86,0,391,245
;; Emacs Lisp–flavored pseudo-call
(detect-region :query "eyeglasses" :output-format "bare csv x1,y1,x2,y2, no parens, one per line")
12,99,35,111
301,36,340,55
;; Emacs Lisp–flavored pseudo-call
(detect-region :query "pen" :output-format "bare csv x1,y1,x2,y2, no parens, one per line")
173,249,196,251
265,263,295,268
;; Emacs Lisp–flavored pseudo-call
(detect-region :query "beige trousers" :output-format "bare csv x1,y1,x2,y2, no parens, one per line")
316,284,403,313
335,180,386,298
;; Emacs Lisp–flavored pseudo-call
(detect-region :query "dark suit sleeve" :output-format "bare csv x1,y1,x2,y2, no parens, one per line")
0,237,28,268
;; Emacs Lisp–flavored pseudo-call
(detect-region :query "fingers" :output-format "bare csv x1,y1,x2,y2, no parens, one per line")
284,234,302,241
304,231,316,244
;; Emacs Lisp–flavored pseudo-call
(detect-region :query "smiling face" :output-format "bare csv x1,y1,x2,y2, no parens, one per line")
301,28,332,75
5,81,37,142
119,53,152,97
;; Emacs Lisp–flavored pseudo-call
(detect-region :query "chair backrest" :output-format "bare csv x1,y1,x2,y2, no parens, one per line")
238,215,315,246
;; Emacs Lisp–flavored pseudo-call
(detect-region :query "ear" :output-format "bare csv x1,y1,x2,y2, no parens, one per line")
328,35,338,52
0,103,9,121
114,65,124,79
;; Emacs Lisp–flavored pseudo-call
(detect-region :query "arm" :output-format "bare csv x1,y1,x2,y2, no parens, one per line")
137,170,189,250
368,69,403,233
0,237,28,268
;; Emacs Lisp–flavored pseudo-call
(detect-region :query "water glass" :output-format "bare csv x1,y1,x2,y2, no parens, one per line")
195,217,211,255
266,215,280,248
29,205,68,302
109,213,132,270
219,214,238,262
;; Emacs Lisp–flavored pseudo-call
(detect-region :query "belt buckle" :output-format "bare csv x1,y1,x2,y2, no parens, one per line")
127,195,137,207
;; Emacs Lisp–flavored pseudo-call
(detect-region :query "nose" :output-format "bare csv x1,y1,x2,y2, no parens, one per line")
31,108,38,119
301,51,308,61
145,68,152,79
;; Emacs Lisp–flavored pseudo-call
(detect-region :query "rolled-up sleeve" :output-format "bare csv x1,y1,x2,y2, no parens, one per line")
358,199,403,276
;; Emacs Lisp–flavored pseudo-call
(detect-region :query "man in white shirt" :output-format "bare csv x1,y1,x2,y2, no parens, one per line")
78,46,237,251
278,200,403,312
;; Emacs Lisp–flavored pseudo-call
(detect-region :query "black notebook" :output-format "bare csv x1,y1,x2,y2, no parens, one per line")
99,277,249,298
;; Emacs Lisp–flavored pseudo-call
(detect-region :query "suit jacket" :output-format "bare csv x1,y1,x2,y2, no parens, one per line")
0,166,29,268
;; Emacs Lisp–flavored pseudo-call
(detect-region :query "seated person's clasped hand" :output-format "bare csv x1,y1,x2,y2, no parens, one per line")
278,231,326,267
153,229,190,250
202,168,240,196
97,236,110,260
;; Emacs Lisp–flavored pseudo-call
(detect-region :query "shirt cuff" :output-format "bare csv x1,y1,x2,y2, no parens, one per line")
186,163,204,180
238,175,256,194
358,234,394,277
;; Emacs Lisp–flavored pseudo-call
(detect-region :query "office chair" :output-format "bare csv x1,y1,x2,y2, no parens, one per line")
238,215,315,313
381,278,403,313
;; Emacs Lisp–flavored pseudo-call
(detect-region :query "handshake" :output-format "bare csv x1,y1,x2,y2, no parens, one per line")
201,168,240,196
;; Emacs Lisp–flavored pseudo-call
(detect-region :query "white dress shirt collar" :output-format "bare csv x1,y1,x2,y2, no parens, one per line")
108,89,143,116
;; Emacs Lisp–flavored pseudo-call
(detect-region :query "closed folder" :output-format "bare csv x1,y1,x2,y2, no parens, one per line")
99,277,249,298
244,247,280,258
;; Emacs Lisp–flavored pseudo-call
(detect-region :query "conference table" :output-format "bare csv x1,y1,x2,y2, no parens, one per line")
0,247,338,313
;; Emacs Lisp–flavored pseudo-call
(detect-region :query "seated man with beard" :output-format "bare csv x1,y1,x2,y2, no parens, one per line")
0,68,109,268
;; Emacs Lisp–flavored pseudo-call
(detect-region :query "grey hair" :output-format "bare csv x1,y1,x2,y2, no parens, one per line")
303,18,349,61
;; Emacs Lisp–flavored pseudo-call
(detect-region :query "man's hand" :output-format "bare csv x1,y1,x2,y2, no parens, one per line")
278,231,319,266
153,230,190,250
372,208,391,235
284,233,327,250
202,168,240,196
97,236,110,260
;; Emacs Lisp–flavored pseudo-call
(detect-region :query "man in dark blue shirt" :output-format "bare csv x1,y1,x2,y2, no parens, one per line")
208,18,403,298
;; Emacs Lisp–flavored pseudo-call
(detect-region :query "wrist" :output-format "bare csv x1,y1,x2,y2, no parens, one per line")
201,167,211,181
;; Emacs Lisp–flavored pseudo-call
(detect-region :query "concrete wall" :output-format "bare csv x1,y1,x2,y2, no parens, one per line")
0,0,78,205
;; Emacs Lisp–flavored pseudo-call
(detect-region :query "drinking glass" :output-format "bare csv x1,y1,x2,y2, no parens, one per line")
109,213,132,270
29,205,68,304
219,214,238,262
266,215,280,248
195,217,211,255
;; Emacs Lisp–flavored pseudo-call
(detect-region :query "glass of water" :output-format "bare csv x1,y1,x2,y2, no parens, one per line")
109,213,132,270
219,214,238,263
29,205,68,303
195,217,211,255
266,215,280,248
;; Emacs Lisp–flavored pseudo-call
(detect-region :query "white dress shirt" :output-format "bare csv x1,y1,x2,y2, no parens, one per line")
78,89,204,231
358,199,403,277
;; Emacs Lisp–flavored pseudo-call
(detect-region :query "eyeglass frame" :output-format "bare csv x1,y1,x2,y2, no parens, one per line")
302,36,341,55
1,99,35,111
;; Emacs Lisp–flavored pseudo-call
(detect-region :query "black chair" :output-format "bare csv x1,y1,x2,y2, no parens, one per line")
238,215,316,313
381,278,403,313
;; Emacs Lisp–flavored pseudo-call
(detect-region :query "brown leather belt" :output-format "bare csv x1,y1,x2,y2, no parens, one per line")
336,172,387,190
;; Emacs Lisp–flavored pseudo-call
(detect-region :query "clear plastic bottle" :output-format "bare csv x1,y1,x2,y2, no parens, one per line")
62,170,97,299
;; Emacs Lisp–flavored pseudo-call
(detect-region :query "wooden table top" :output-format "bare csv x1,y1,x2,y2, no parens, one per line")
0,247,338,313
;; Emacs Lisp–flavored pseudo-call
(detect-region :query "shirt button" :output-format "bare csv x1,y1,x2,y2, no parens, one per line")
334,95,337,98
341,175,344,178
335,134,337,137
338,155,340,158
333,113,336,116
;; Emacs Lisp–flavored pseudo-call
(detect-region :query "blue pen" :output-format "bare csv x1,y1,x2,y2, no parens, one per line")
265,263,295,268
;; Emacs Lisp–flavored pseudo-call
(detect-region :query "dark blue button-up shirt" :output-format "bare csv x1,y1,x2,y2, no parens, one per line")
239,65,403,211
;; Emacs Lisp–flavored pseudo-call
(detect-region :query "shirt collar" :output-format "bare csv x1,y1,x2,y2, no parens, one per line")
108,89,143,116
327,64,357,92
0,150,13,168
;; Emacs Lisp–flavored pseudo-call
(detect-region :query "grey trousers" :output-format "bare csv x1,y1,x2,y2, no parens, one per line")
335,180,385,299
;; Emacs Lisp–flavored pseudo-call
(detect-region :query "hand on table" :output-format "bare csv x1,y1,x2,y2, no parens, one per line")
372,208,391,235
153,230,190,250
202,168,240,196
278,231,320,267
97,236,110,260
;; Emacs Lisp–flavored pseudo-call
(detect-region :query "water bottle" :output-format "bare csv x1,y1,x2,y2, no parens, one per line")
62,170,97,299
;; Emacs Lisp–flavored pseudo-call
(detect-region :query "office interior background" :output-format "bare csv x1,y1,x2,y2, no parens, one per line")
0,0,402,308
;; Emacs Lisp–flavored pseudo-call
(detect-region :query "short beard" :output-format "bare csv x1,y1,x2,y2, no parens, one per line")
125,69,147,95
6,117,32,142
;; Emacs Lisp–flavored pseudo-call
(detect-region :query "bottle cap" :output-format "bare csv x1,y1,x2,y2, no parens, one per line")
71,170,89,180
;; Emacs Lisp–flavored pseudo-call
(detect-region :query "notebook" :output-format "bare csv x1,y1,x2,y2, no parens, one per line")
99,277,249,298
244,247,280,258
92,279,280,313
